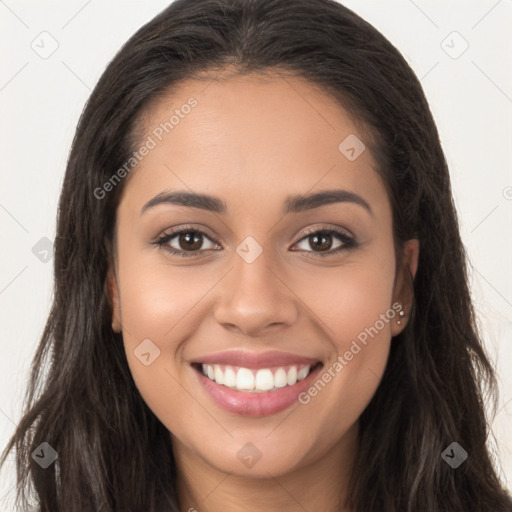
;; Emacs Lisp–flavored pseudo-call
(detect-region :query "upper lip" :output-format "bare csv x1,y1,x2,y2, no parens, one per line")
191,350,322,369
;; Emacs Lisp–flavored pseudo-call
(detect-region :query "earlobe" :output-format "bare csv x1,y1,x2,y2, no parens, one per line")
391,239,420,336
107,266,122,333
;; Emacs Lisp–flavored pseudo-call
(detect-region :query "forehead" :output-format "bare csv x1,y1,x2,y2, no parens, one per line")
121,71,388,218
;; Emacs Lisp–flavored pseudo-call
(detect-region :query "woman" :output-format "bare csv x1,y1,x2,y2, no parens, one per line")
2,0,511,510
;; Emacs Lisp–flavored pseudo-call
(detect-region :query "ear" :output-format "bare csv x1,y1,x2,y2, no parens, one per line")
107,264,122,333
390,239,420,337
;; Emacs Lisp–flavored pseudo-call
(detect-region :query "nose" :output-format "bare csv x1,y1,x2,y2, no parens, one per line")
213,248,299,337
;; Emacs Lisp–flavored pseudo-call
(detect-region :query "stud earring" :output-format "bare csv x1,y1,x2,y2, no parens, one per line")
396,309,406,325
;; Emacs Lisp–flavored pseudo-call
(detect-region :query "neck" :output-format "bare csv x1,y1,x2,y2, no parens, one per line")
174,422,358,512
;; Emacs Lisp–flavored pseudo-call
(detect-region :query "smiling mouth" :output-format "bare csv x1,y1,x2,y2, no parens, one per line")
191,362,323,393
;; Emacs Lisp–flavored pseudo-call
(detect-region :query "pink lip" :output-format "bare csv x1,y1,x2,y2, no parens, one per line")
193,362,324,417
191,349,321,369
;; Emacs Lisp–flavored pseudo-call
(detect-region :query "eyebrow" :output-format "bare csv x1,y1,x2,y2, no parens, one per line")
140,189,373,216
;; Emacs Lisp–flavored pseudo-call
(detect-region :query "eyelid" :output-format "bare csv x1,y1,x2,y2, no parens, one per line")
298,224,354,239
156,224,219,242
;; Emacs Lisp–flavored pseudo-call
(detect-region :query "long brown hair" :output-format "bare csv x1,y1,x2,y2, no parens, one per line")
2,0,511,510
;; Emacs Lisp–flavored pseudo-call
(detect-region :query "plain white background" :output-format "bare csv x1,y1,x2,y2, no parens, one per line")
1,0,511,506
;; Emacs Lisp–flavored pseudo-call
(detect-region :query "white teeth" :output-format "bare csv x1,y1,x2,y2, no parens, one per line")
297,366,310,381
200,363,313,392
255,369,274,391
287,366,297,386
224,366,236,387
274,368,288,388
214,364,224,385
236,368,255,390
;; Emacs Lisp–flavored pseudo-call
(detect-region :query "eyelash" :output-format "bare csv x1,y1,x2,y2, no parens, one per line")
153,225,358,258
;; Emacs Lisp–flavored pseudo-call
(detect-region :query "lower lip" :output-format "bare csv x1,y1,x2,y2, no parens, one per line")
194,363,323,417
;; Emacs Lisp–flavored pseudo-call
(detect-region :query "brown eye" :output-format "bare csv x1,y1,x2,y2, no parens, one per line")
295,230,344,253
292,228,357,256
307,233,334,252
177,231,203,251
154,228,220,257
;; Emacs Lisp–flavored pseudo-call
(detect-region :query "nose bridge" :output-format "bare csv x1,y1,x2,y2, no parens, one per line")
213,241,298,336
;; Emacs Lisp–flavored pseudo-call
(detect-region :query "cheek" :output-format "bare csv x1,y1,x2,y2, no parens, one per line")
295,250,396,348
116,264,237,462
118,265,206,340
114,251,216,421
294,249,396,436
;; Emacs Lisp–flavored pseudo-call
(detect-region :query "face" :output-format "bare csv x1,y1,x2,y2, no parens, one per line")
108,70,419,480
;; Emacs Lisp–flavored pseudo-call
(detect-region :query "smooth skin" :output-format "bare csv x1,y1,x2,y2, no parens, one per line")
108,68,419,512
